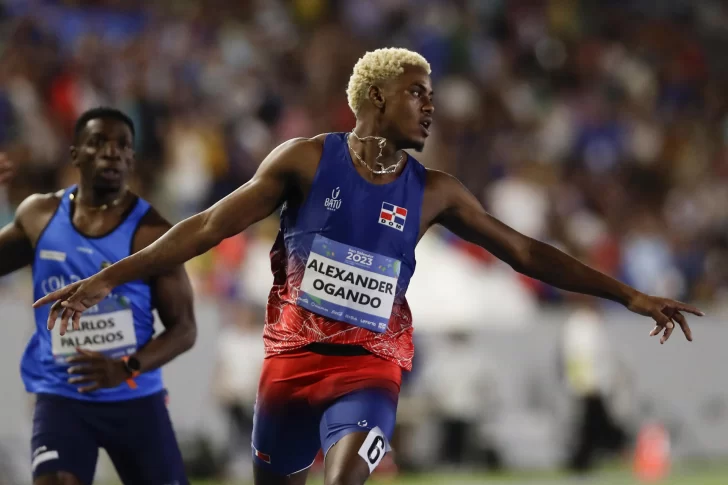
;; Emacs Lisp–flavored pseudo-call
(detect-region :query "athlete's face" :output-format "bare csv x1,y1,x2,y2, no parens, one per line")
377,65,434,151
71,118,134,192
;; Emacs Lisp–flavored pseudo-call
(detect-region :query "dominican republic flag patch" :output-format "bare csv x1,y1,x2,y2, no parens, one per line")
379,202,407,232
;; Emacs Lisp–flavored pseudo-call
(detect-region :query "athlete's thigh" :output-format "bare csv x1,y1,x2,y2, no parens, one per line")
252,353,325,479
320,388,398,485
31,394,99,485
252,396,322,478
99,391,188,485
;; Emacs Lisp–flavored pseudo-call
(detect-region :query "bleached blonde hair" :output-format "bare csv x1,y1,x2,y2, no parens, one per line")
346,48,431,115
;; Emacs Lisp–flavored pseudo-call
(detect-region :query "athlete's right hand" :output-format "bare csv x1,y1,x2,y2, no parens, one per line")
33,274,113,336
0,153,15,185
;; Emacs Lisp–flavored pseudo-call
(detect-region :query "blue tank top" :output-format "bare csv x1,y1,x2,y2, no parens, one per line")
22,185,163,401
266,132,426,350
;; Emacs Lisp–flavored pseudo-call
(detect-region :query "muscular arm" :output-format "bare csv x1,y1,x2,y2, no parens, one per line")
432,171,638,307
100,138,313,288
0,194,54,277
0,218,33,277
128,210,197,373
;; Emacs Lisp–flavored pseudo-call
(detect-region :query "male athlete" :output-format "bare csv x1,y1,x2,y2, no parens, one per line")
36,49,703,485
2,107,196,485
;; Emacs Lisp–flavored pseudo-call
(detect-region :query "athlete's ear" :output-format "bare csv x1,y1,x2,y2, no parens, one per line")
368,85,386,110
69,146,80,167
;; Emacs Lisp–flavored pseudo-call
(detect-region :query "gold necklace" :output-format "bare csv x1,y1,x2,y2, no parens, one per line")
69,190,126,211
347,131,404,175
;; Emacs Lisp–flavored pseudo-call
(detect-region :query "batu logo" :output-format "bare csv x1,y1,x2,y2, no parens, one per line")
324,187,342,211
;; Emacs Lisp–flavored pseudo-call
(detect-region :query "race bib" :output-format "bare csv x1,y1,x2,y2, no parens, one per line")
51,308,138,364
297,235,400,333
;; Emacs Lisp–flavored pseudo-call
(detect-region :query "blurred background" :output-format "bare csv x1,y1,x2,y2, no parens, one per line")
1,0,728,483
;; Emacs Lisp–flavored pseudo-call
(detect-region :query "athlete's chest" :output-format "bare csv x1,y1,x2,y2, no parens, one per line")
37,227,123,268
71,215,121,237
300,173,421,245
33,221,135,300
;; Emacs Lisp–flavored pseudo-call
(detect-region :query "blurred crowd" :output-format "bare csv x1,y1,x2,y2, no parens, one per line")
2,2,728,479
1,0,728,307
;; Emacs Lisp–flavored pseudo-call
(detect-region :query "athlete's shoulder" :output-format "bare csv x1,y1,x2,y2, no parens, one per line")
14,190,64,245
16,190,64,217
423,168,460,190
283,134,328,147
272,135,327,163
261,135,328,184
15,190,64,226
421,169,467,213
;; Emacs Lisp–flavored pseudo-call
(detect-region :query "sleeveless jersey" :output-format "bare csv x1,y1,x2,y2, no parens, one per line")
22,185,163,401
264,133,427,370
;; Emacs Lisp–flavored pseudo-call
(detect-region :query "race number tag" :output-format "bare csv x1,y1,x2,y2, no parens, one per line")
297,235,400,333
51,307,137,364
357,426,389,473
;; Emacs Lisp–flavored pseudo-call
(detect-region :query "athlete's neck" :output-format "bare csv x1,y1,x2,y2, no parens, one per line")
75,185,128,210
350,121,402,171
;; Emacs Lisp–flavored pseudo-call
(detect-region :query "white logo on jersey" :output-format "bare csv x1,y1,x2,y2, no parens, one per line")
77,247,94,255
41,274,82,295
325,187,342,211
39,250,66,262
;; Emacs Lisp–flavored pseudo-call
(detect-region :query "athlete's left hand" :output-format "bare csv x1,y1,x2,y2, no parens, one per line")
626,292,704,344
66,348,130,393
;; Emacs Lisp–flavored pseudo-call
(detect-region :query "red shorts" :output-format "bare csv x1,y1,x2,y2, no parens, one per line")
252,347,402,475
256,347,402,410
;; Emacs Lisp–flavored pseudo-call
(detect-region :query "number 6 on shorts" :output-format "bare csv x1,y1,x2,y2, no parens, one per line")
357,426,388,473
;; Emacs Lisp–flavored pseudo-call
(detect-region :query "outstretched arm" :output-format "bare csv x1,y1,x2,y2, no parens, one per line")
431,171,703,343
35,137,316,331
98,137,305,286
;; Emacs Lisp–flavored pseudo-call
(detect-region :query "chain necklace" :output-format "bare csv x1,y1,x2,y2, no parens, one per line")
69,189,127,211
347,131,404,175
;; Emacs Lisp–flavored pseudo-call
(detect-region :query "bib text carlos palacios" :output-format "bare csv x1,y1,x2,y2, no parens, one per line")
51,294,138,363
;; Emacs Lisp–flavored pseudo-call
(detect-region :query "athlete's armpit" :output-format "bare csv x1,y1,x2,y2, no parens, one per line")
427,170,531,271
